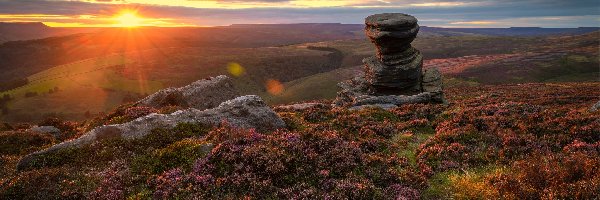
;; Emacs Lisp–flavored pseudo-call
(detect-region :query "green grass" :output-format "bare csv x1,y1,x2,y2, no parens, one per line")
422,165,505,199
266,66,359,104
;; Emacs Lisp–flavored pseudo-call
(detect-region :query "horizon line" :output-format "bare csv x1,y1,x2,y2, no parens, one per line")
1,21,599,29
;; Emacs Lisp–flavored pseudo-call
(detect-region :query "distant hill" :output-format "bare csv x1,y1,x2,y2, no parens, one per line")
0,22,52,42
420,26,600,36
0,22,97,44
0,24,598,122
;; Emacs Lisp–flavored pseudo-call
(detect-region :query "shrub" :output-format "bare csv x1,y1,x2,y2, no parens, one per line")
131,138,213,175
39,117,80,141
0,131,54,155
489,151,600,199
150,126,424,199
21,123,210,170
0,167,94,199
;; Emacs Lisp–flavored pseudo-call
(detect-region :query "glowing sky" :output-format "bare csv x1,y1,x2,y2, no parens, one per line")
0,0,598,27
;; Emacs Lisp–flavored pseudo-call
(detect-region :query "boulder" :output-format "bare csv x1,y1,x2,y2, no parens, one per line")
422,68,442,92
136,75,239,110
17,95,285,170
590,100,600,112
29,126,61,138
421,68,445,103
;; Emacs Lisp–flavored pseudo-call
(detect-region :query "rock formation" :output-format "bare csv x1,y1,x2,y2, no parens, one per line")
274,103,328,112
136,75,239,110
29,126,61,138
590,100,600,112
334,13,444,108
17,75,287,170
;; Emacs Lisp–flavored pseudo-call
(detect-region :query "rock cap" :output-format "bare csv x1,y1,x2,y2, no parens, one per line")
365,13,418,28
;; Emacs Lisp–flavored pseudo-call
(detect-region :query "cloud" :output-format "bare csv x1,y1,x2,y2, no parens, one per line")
450,21,496,25
0,0,598,27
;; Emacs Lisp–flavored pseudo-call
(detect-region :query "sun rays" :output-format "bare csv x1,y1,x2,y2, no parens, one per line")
114,11,144,27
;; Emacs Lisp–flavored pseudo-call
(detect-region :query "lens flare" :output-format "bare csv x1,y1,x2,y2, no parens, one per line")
265,79,284,95
227,62,245,77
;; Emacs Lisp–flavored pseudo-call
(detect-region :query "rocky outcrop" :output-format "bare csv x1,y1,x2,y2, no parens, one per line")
334,13,445,108
421,68,444,102
275,103,328,111
590,100,600,112
29,126,61,138
364,13,422,95
17,95,285,170
136,75,239,110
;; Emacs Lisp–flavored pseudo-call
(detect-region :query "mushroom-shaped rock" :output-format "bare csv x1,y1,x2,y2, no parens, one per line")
334,13,445,108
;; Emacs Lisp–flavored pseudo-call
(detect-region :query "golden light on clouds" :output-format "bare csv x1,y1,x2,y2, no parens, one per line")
7,10,195,27
290,0,355,7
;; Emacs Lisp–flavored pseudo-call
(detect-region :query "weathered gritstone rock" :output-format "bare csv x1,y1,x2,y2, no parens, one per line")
334,13,445,108
365,13,419,56
17,95,286,170
363,55,423,94
137,75,239,110
29,126,61,138
275,103,328,111
590,100,600,112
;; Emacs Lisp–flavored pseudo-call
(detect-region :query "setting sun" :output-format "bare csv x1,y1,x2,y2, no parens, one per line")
114,11,143,27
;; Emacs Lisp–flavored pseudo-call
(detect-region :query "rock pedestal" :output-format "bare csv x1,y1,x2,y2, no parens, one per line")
334,13,444,108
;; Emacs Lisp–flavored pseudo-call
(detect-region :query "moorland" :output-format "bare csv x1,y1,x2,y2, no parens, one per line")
0,22,598,199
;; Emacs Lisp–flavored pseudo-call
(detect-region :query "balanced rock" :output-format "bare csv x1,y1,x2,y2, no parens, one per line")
17,95,285,170
365,13,422,95
137,75,239,110
334,13,445,108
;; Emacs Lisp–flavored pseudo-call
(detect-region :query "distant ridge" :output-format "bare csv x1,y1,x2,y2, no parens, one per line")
419,26,600,36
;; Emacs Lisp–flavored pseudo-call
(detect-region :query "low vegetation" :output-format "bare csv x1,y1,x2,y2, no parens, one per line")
0,82,598,199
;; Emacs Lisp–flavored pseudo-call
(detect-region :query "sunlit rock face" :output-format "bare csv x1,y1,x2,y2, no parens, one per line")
136,75,239,110
17,95,286,170
334,13,444,108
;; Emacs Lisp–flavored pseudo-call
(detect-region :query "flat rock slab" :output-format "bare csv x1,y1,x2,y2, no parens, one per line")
353,92,433,106
17,95,285,170
275,103,329,111
349,104,398,111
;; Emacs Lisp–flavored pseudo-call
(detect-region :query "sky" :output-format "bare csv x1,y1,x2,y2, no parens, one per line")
0,0,598,27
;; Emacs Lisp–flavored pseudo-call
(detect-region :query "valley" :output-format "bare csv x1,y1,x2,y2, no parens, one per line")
0,25,598,122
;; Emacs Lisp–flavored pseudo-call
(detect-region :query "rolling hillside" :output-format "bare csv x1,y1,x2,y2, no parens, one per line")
0,27,598,122
268,31,599,103
0,45,342,122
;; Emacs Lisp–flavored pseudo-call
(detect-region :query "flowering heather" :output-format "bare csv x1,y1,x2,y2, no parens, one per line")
0,82,599,199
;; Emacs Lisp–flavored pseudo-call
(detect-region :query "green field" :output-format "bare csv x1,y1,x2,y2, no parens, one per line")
0,45,340,122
